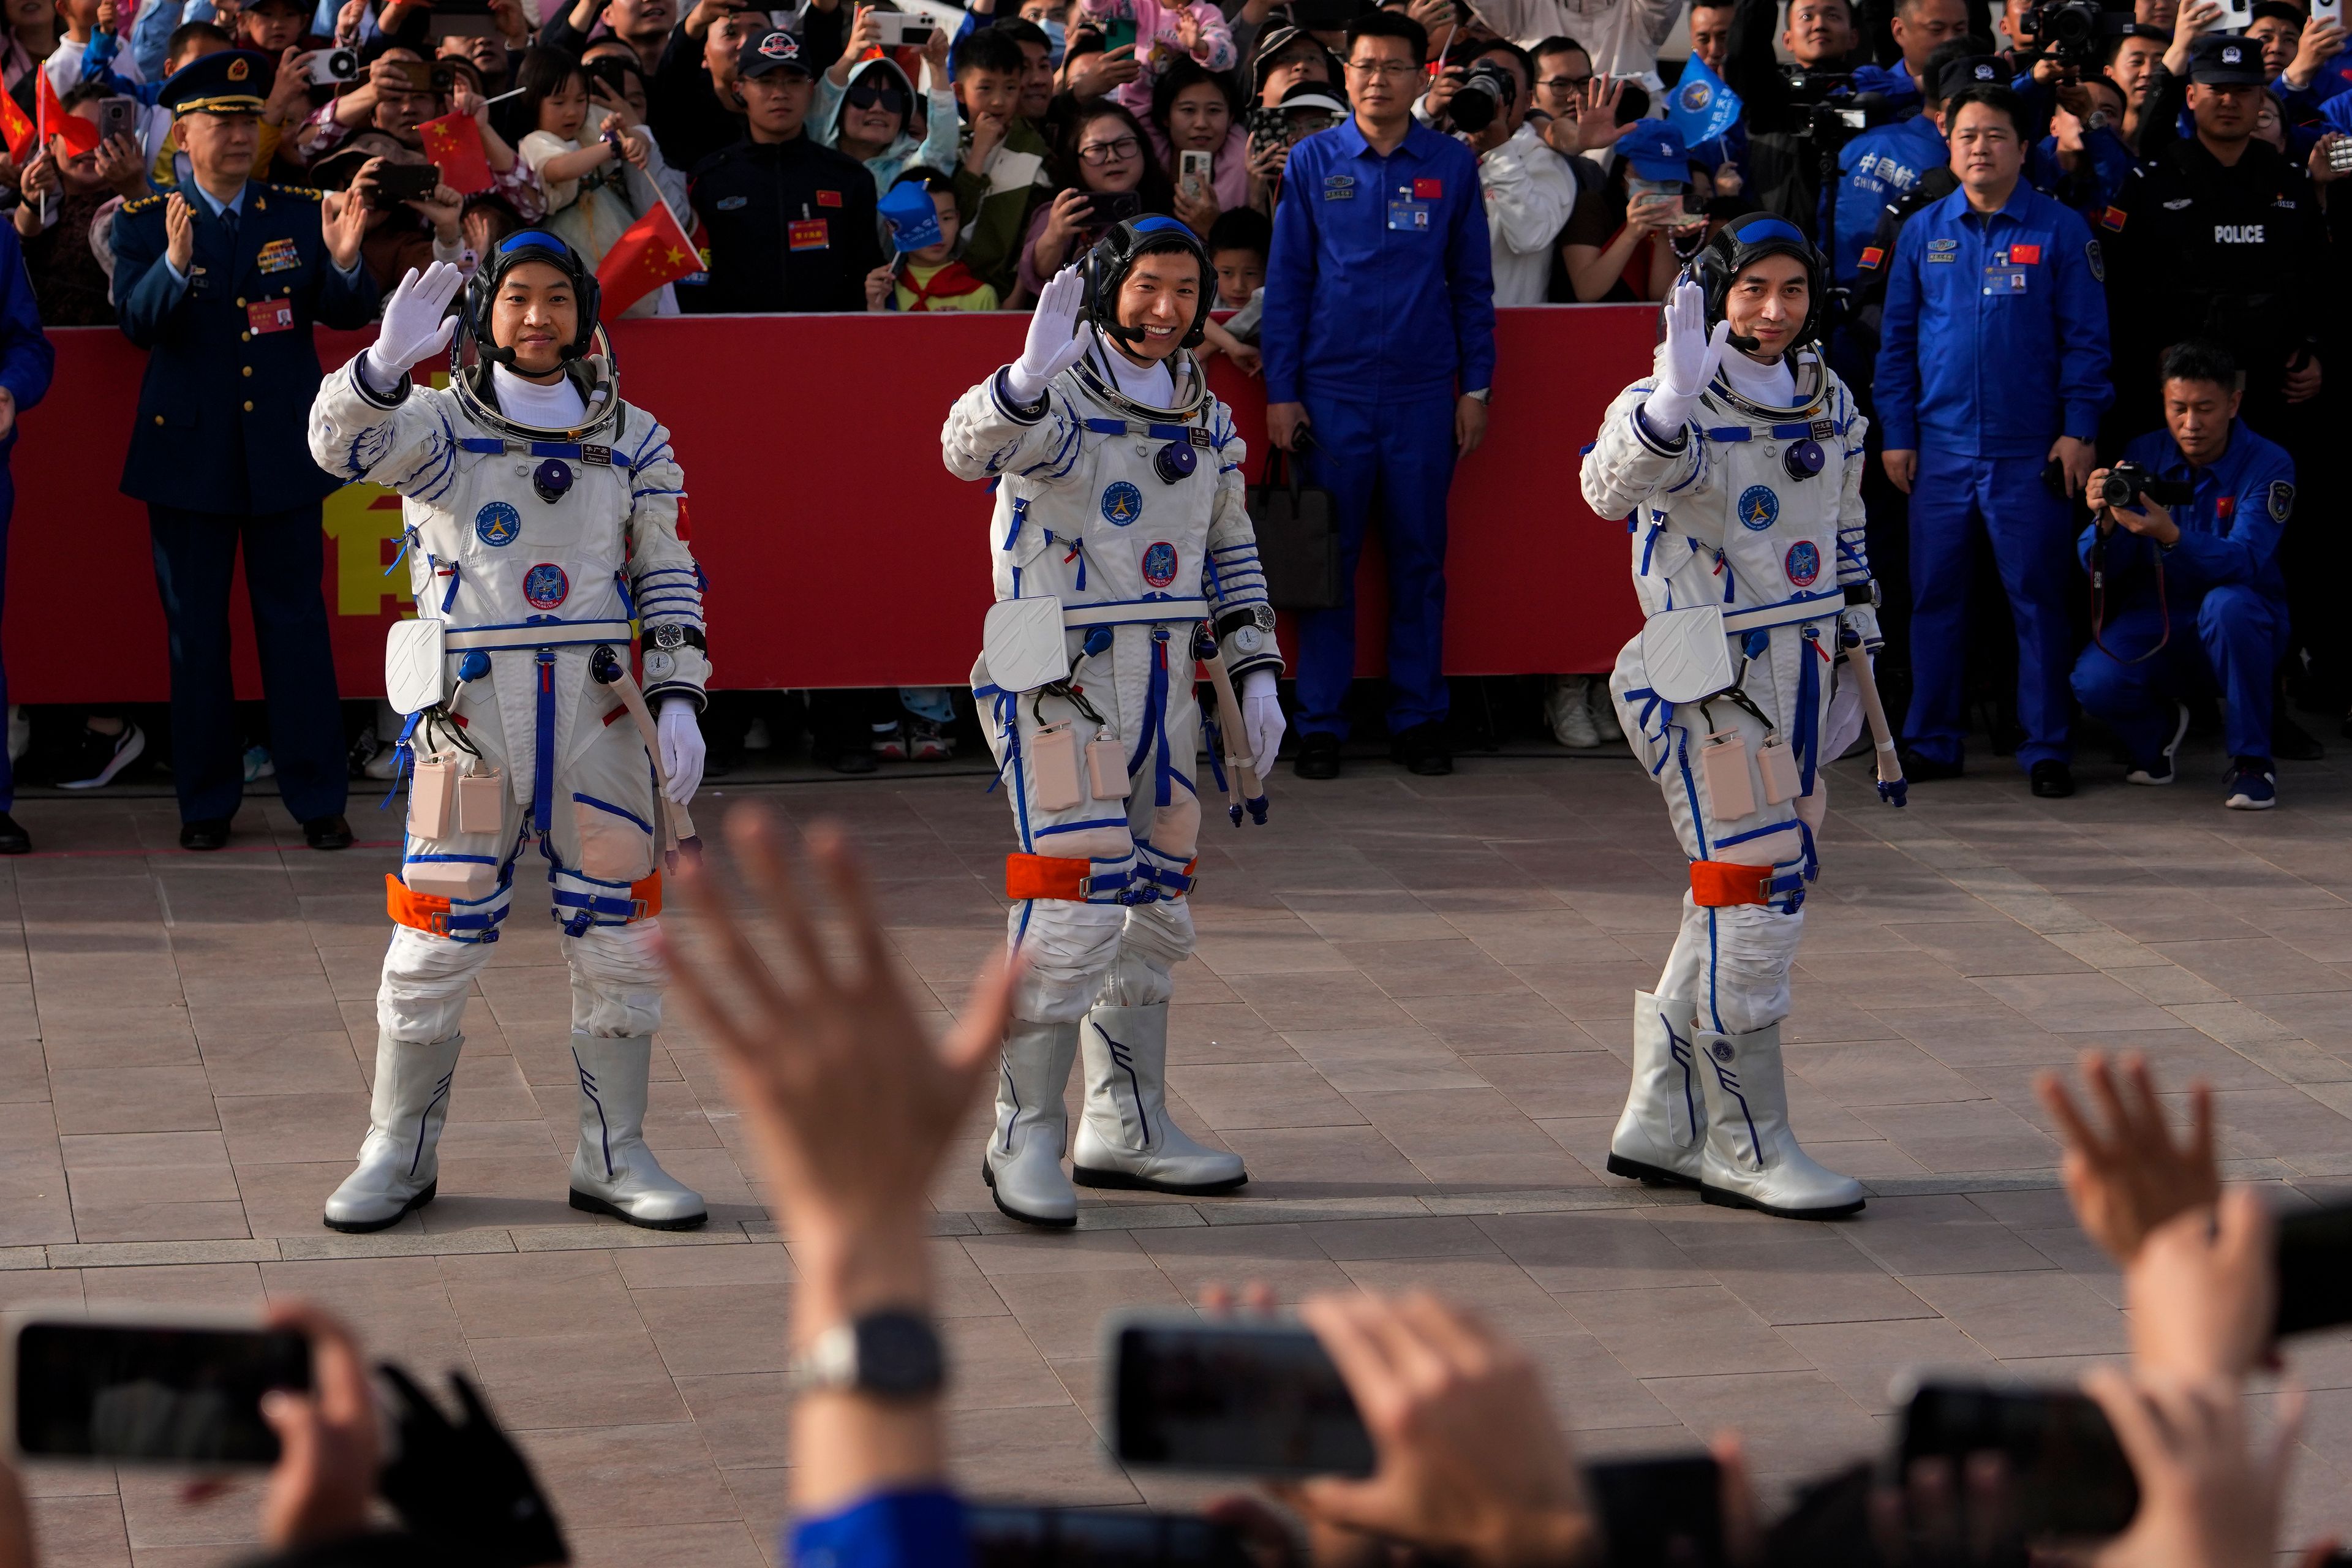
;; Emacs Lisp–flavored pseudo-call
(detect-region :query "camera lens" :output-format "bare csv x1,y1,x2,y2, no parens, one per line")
2096,473,2131,508
1449,80,1498,132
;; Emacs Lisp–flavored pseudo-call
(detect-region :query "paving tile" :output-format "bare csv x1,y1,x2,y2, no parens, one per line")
1559,1284,1811,1378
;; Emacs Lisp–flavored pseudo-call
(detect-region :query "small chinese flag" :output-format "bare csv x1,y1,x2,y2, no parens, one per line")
597,197,701,317
37,70,97,157
417,112,494,195
0,91,32,165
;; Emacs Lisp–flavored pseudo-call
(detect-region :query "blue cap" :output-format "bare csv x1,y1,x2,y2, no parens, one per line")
1617,119,1691,184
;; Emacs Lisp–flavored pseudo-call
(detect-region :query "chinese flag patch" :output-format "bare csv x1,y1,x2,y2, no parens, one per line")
2216,496,2234,518
2009,243,2040,264
816,189,842,207
2100,206,2127,231
1858,245,1884,271
1412,177,1442,199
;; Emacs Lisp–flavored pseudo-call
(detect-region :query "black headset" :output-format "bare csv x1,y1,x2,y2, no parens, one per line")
461,228,602,366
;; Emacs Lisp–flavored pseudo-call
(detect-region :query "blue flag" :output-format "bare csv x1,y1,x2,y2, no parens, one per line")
879,181,943,254
1664,54,1742,148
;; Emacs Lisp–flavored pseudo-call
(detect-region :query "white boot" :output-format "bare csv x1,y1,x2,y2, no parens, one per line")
1072,1003,1246,1195
984,1020,1080,1227
567,1034,707,1230
1694,1022,1864,1219
1605,992,1706,1187
323,1033,462,1232
1547,676,1602,749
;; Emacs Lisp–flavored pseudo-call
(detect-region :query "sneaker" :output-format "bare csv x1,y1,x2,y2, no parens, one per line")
1545,676,1600,749
5,706,26,765
2223,756,2277,810
870,722,907,761
2124,703,2192,786
55,721,146,790
1589,677,1623,742
361,744,402,782
742,717,774,752
243,745,275,783
907,717,956,761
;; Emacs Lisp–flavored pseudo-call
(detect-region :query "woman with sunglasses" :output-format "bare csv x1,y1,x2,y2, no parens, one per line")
812,4,958,193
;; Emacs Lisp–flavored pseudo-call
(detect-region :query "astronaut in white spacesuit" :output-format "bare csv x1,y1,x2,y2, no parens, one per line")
308,236,712,1233
1581,214,1887,1220
943,217,1287,1229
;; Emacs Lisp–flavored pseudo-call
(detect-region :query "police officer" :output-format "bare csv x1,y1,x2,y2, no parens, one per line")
111,50,381,852
1261,8,1496,780
682,29,884,315
2101,32,2333,712
1875,80,2110,797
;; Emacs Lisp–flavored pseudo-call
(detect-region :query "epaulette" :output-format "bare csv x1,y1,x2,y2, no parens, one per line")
265,183,325,202
123,192,165,213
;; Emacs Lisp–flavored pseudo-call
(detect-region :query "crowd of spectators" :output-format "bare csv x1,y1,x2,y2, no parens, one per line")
0,805,2319,1567
0,0,2329,805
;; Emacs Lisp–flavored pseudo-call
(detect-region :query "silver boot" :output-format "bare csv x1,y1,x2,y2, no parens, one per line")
323,1032,462,1232
1605,991,1706,1188
984,1019,1081,1227
1071,1003,1246,1195
567,1034,707,1230
1694,1022,1864,1219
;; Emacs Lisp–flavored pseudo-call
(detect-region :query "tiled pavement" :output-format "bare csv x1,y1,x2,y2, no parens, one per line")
7,740,2352,1565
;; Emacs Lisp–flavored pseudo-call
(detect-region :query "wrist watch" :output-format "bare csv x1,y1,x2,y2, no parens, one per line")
788,1310,946,1400
648,624,706,653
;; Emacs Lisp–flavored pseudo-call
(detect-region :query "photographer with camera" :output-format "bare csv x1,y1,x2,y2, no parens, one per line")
1724,0,1866,230
1877,79,2108,799
1826,38,1985,290
1445,40,1575,305
2069,341,2296,808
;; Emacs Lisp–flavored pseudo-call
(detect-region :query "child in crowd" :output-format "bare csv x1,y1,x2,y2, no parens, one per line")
865,168,1000,312
502,44,674,314
1080,0,1234,118
1207,203,1266,328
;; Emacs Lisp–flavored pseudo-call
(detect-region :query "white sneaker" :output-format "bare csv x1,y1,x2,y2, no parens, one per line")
2124,703,2191,786
361,744,402,782
1589,676,1623,742
742,717,774,752
1547,676,1602,749
6,707,26,765
243,745,275,783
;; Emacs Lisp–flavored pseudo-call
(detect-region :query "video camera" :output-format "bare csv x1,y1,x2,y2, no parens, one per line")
1754,69,1899,144
2095,461,2195,511
2021,0,2133,69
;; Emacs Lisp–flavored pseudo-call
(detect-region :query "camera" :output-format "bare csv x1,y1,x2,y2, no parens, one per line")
307,47,360,83
1757,69,1897,140
2023,0,2131,66
2094,461,2195,511
1444,59,1517,135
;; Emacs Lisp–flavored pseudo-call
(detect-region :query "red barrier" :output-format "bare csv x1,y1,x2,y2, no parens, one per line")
6,306,1657,702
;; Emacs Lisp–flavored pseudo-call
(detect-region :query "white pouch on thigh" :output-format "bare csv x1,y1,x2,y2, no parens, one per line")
982,598,1070,694
1640,605,1735,703
385,619,448,716
404,858,498,900
572,795,655,883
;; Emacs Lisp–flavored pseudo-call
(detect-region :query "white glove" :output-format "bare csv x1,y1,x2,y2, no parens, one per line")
1240,667,1284,781
363,261,464,390
1640,277,1731,437
1003,265,1088,404
657,696,704,806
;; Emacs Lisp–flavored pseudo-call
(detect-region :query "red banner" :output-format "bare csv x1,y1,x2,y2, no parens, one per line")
6,307,1657,703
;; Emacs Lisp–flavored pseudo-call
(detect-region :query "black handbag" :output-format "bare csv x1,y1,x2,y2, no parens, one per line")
1245,448,1344,611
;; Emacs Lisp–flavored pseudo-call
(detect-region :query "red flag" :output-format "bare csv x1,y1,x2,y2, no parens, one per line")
0,91,32,165
37,70,98,157
417,111,494,195
595,198,701,317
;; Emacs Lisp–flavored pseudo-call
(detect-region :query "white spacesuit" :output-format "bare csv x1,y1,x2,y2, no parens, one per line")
308,240,712,1234
943,219,1286,1228
1580,216,1880,1220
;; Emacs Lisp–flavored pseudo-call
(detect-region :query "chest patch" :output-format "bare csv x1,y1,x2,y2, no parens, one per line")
1784,540,1820,587
1737,484,1781,532
255,237,300,274
524,562,570,609
1141,540,1178,588
475,500,520,547
1101,480,1143,526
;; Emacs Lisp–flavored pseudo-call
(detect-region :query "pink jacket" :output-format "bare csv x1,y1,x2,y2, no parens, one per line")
1148,118,1250,213
1084,0,1237,115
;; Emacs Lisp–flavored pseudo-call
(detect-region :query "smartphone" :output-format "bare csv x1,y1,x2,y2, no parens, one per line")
96,94,137,145
1102,15,1137,50
2316,0,2343,24
2218,0,2252,26
968,1504,1251,1567
1105,1314,1375,1479
13,1318,311,1467
368,161,442,206
426,11,499,36
1588,1454,1727,1567
1896,1380,2138,1539
1178,148,1213,195
870,11,935,45
1085,189,1144,225
2272,1197,2352,1336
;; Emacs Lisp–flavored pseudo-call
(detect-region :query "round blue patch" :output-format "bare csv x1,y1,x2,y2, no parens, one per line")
1784,540,1821,587
475,500,520,547
1737,484,1781,532
1141,541,1178,588
1101,480,1144,527
523,562,570,610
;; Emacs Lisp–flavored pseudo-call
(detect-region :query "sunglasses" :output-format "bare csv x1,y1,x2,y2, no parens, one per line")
843,81,908,112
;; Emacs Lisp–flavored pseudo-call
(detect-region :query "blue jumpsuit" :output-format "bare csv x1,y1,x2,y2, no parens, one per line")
1874,179,2111,771
1261,118,1496,740
2070,421,2295,765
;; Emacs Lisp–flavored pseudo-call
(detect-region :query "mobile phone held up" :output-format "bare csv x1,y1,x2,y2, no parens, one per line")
1896,1379,2138,1540
1588,1454,1728,1567
1178,149,1213,197
969,1505,1251,1567
1106,1314,1375,1479
869,11,935,46
14,1317,312,1467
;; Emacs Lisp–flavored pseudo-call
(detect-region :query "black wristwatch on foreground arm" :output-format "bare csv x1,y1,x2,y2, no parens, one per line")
788,1310,946,1400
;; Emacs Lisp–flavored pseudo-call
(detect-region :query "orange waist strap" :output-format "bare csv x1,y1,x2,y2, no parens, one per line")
1689,859,1771,907
385,872,453,935
1007,853,1090,902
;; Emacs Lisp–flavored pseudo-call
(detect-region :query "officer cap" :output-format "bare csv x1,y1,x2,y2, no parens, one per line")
737,28,816,80
159,48,274,117
2187,31,2266,85
1935,53,2005,102
1616,119,1691,183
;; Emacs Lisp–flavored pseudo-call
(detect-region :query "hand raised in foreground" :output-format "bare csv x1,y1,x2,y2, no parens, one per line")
2036,1050,2217,1265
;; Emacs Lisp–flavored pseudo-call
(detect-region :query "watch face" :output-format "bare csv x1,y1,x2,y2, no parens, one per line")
644,648,677,682
1251,604,1276,633
1235,625,1264,653
856,1313,945,1397
652,625,683,649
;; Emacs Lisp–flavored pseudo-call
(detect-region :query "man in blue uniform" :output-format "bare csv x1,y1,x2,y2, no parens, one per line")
1261,7,1496,780
1875,80,2109,798
0,225,50,858
1826,45,1983,295
111,49,380,852
2072,342,2297,810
